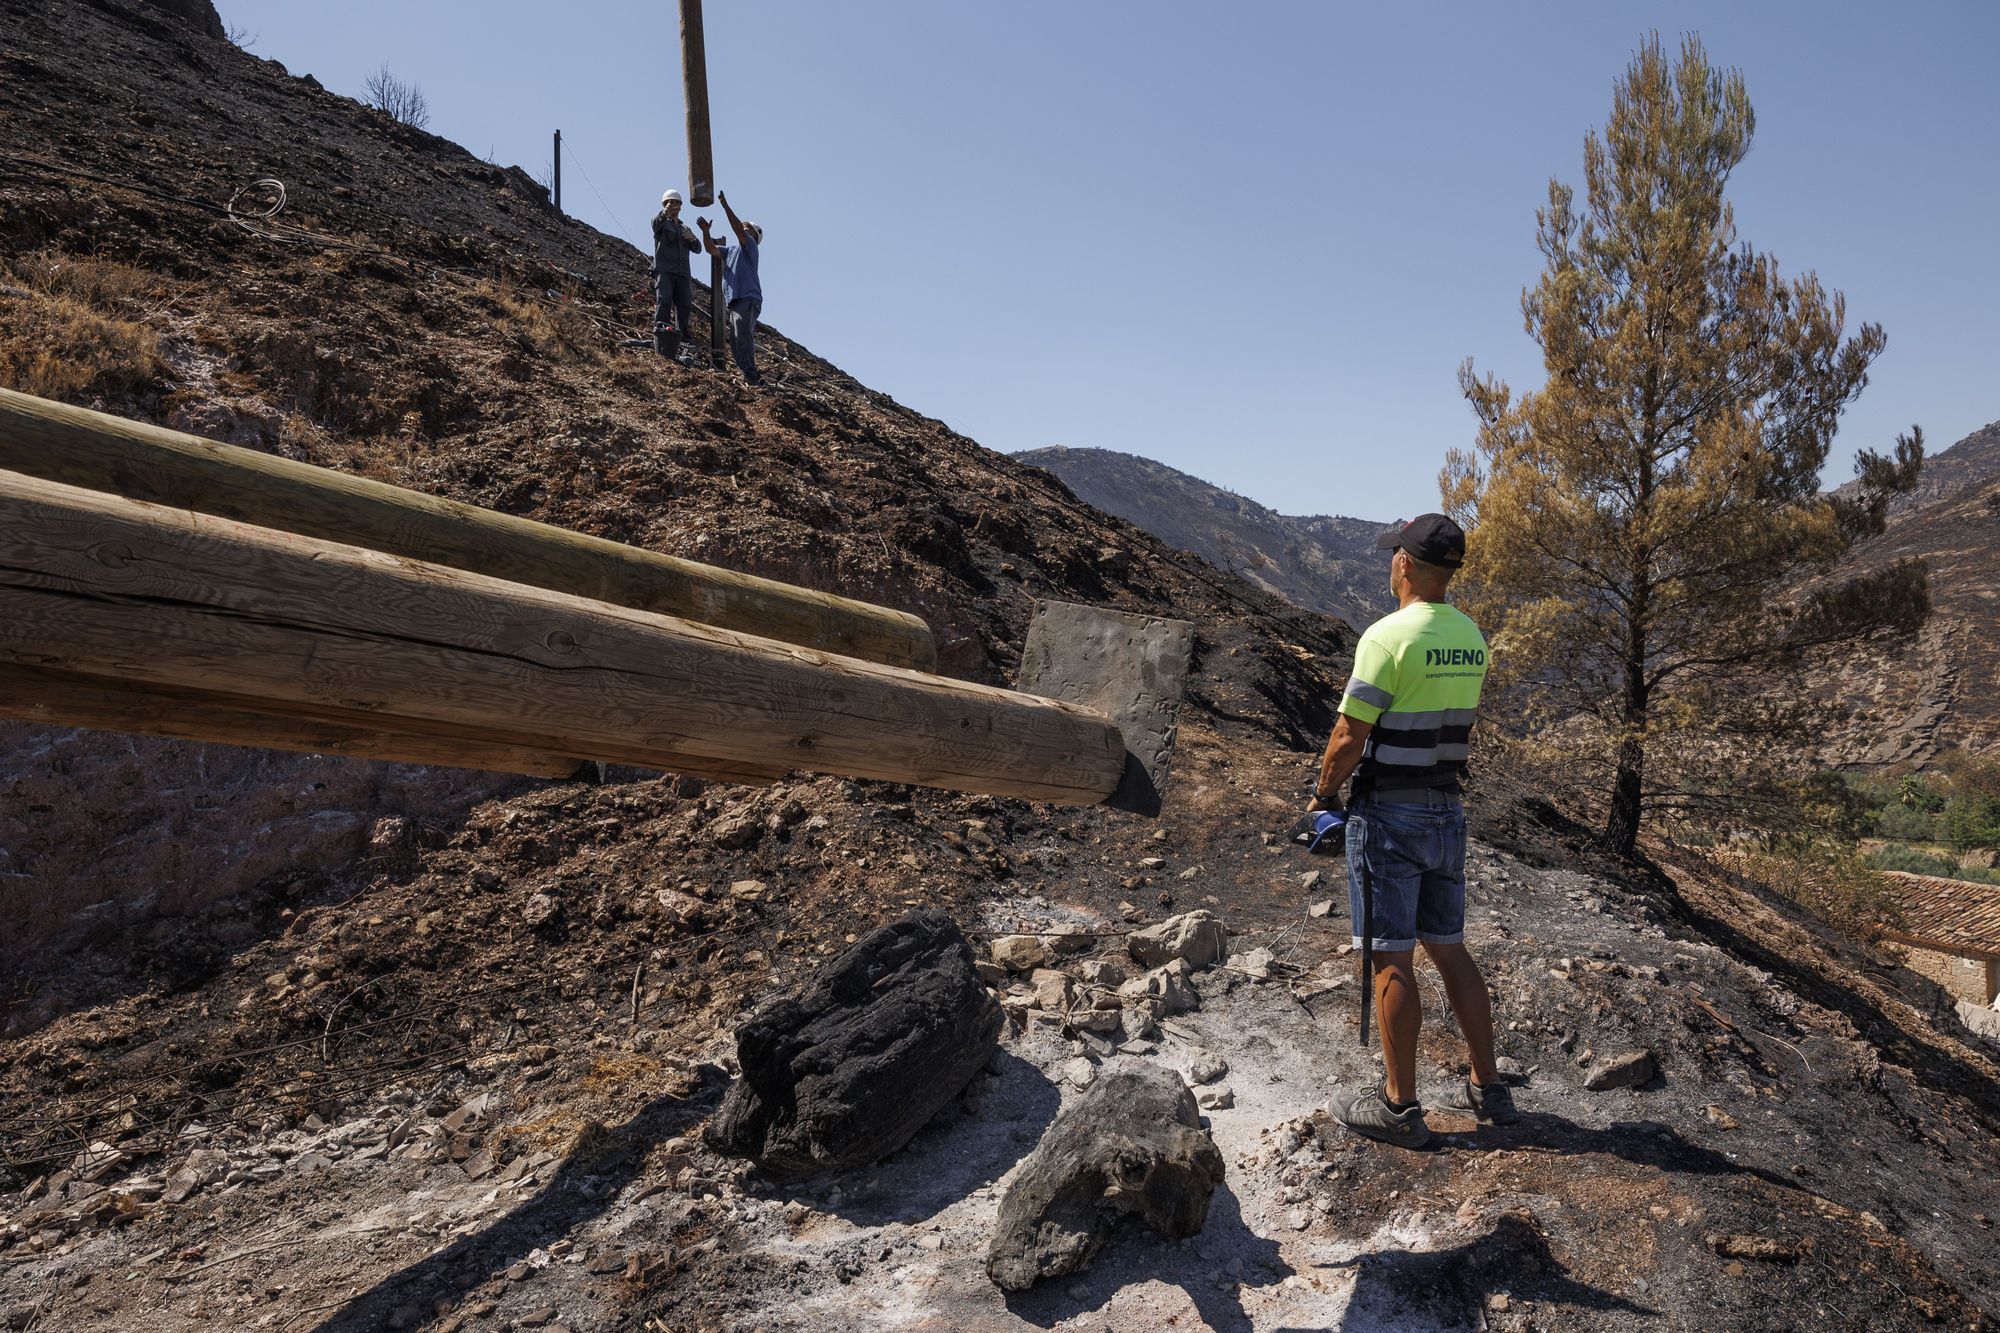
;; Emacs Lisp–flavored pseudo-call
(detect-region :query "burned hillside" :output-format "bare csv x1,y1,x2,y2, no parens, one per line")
1,2,1998,1331
0,0,1347,971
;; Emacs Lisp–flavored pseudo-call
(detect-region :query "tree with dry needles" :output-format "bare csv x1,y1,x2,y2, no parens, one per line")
1444,33,1928,856
362,65,429,130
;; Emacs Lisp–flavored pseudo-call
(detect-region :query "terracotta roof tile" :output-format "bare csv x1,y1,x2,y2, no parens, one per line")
1881,871,2000,959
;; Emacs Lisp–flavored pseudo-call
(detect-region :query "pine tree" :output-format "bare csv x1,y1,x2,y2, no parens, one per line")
1444,34,1928,855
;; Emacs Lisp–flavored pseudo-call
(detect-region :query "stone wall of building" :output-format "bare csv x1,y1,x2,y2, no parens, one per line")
1899,942,1998,1006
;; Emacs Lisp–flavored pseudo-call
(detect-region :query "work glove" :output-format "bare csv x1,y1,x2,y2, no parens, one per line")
1288,809,1347,855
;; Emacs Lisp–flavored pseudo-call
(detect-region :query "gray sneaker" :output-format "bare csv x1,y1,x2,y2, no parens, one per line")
1334,1083,1431,1149
1438,1075,1517,1124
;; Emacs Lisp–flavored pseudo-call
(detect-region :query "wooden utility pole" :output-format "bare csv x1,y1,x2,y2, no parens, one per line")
552,128,562,212
0,471,1129,804
680,0,715,206
0,388,937,671
710,251,729,367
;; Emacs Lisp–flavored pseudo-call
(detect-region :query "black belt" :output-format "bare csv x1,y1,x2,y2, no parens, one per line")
1365,788,1462,807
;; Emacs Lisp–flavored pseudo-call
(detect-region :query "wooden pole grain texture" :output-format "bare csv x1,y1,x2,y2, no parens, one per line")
680,0,715,206
0,472,1126,804
0,663,786,785
0,388,937,672
0,663,587,778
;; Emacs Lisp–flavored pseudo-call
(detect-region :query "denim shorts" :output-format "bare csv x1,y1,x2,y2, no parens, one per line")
1346,796,1468,952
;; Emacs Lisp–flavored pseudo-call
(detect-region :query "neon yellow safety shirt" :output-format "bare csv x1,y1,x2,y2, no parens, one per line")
1337,600,1490,796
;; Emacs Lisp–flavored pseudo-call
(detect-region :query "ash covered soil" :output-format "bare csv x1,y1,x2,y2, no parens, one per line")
2,2,1999,1330
5,754,2000,1332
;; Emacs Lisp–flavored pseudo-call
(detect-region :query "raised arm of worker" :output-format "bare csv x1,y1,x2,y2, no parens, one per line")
1309,713,1373,813
697,215,726,258
718,190,752,247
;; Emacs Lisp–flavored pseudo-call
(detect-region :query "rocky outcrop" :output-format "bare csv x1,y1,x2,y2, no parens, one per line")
986,1065,1225,1290
710,911,1002,1180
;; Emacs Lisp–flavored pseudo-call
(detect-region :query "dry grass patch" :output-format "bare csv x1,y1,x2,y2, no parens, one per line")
0,253,167,400
472,280,608,366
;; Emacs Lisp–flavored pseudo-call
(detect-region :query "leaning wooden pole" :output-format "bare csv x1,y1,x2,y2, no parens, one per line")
679,0,715,207
0,664,584,779
0,471,1126,804
0,663,785,785
0,388,935,671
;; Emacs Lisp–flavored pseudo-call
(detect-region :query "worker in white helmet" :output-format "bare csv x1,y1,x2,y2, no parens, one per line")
649,188,700,362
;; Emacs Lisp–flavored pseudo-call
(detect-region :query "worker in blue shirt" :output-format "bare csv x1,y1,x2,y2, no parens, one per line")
698,190,763,387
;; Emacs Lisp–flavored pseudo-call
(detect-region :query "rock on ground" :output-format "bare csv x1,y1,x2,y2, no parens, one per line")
1582,1048,1656,1091
989,935,1050,973
1128,910,1228,970
986,1065,1226,1291
710,910,1002,1180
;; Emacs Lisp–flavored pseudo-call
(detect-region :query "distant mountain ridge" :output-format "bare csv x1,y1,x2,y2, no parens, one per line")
1016,446,1393,626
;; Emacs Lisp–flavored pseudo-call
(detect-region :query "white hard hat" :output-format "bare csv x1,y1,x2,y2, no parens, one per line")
661,189,683,205
745,222,763,242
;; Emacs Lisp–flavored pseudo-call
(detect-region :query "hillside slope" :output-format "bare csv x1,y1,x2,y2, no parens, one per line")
0,4,1997,1330
1017,445,1392,625
0,0,1350,966
1818,422,2000,766
1839,419,2000,517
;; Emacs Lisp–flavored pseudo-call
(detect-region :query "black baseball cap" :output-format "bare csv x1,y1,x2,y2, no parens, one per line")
1376,513,1466,569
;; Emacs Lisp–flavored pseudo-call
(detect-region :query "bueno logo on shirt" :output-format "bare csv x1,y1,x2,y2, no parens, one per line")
1423,648,1487,667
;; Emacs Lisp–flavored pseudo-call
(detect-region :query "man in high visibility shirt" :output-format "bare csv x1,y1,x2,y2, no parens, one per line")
1308,513,1510,1148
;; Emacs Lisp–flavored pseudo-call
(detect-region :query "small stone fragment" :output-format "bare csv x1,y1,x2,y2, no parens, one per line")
1128,911,1228,971
709,806,764,850
1120,1002,1161,1044
1187,1052,1228,1085
1582,1050,1655,1092
1121,959,1199,1015
1077,959,1127,987
1235,947,1276,981
1029,969,1076,1012
1048,925,1095,956
1195,1087,1233,1111
990,936,1051,973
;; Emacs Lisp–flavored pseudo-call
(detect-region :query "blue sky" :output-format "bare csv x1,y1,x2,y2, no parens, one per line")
222,0,1999,523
